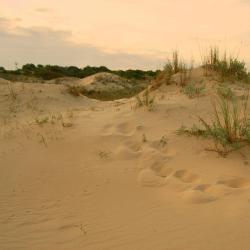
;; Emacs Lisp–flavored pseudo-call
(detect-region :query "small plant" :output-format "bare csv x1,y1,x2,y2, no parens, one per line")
159,135,168,147
135,88,155,111
142,133,147,143
183,84,205,98
38,134,48,147
98,150,111,160
217,85,235,100
35,116,49,125
66,85,82,97
8,82,17,100
178,92,250,155
176,125,206,137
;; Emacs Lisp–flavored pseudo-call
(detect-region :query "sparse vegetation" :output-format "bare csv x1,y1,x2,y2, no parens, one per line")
178,92,250,155
98,150,111,160
153,51,193,88
8,82,17,100
142,133,147,143
35,116,49,125
159,135,168,147
217,84,235,100
135,88,155,111
202,47,249,82
66,84,146,101
0,64,158,81
183,83,206,98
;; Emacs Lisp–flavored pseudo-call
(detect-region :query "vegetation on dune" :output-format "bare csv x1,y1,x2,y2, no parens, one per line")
0,64,158,81
134,88,156,111
182,83,206,98
66,83,146,101
153,50,193,88
201,47,249,82
178,92,250,156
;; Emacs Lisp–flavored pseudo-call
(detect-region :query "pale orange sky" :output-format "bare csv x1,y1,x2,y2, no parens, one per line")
0,0,250,69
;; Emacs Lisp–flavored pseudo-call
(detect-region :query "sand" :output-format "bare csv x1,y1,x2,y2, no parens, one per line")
1,74,250,250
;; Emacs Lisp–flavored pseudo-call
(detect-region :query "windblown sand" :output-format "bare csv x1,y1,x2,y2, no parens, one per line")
1,77,250,250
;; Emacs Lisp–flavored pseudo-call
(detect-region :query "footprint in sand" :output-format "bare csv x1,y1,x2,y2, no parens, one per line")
173,170,201,184
116,122,135,135
101,123,113,135
114,145,140,160
182,189,217,204
138,169,166,187
124,140,142,152
102,122,135,136
217,177,250,189
151,163,173,178
182,177,250,204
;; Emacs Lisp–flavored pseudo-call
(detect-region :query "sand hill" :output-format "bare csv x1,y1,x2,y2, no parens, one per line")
1,70,250,250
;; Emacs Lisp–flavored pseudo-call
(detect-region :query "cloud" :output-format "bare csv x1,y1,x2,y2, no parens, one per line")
0,18,163,70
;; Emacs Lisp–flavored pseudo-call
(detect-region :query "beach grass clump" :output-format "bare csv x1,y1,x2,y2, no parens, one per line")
161,50,192,86
178,92,250,155
202,47,249,82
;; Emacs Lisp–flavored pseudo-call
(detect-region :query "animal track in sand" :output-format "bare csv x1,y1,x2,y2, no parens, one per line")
114,145,140,160
138,169,166,187
102,122,135,136
193,184,211,192
182,190,217,204
150,163,173,178
173,170,201,184
124,140,142,152
217,177,250,189
116,122,135,135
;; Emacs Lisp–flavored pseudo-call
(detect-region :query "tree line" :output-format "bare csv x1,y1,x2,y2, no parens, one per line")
0,64,159,80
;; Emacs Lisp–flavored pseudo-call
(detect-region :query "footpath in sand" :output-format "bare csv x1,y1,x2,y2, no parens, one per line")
1,75,250,250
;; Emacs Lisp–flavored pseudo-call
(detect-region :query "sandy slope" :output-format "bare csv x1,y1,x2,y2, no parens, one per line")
1,78,250,250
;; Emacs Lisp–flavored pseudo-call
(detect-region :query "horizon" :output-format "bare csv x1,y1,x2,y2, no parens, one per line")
1,0,250,70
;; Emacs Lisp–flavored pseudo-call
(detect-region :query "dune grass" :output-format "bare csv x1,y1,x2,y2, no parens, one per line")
154,50,192,87
178,92,250,155
135,88,155,111
202,47,249,82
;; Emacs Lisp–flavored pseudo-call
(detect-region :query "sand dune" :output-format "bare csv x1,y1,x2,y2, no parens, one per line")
1,73,250,250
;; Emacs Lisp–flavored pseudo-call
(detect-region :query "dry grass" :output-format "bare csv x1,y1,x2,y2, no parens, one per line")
134,88,156,111
178,92,250,155
201,47,249,82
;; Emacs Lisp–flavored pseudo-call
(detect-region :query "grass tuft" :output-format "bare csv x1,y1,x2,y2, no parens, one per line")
135,88,156,111
178,92,250,155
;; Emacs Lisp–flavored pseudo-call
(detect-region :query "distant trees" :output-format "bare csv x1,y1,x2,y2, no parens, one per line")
0,67,6,73
0,64,158,81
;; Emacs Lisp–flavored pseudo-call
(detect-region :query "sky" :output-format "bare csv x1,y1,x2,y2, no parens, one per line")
0,0,250,70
